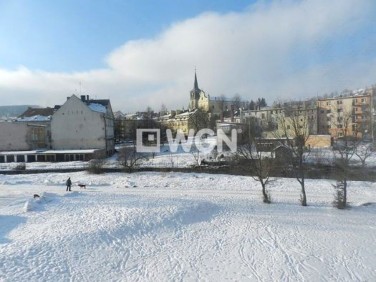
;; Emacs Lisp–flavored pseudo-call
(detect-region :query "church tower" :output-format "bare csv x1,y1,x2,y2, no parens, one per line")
189,71,205,110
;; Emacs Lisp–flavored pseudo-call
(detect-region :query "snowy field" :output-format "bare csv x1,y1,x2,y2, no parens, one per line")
0,171,375,281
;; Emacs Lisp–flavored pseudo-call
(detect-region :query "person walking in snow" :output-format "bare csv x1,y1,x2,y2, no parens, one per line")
66,177,72,191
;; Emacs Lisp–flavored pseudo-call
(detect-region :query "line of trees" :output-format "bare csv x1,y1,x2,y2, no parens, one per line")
236,105,375,209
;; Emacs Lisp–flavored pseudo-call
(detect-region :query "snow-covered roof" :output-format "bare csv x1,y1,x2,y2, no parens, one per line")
88,103,107,114
176,110,197,117
0,149,98,155
159,114,171,119
16,115,51,122
0,150,40,155
44,149,97,154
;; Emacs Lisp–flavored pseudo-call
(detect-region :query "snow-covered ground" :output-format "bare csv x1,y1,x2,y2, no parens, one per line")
0,171,375,281
1,143,376,172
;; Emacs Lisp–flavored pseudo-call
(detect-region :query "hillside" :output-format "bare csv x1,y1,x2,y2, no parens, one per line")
0,105,39,118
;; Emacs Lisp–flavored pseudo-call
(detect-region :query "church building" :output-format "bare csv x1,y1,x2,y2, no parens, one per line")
188,72,245,117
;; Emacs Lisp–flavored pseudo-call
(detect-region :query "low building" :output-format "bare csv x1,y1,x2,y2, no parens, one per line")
0,122,32,151
16,107,55,149
0,149,104,163
160,110,194,135
306,135,331,148
0,107,55,152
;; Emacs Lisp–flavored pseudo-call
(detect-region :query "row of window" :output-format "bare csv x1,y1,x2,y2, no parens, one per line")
324,98,367,106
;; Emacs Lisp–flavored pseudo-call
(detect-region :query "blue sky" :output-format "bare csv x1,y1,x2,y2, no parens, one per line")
0,0,376,111
0,0,252,71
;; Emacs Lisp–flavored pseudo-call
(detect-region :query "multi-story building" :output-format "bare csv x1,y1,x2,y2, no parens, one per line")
241,101,319,139
0,95,115,163
317,90,373,140
51,94,115,157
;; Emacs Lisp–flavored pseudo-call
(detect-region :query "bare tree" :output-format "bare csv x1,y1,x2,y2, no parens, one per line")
237,134,274,203
117,145,148,173
354,143,373,167
331,112,358,208
232,94,242,111
216,95,227,120
114,114,125,143
160,104,168,116
274,105,311,206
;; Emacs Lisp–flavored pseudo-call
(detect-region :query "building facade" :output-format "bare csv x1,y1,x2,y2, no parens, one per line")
241,101,319,139
0,107,54,152
317,91,373,139
51,95,115,156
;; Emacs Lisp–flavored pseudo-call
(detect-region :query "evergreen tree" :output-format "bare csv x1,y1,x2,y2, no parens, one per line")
249,100,256,110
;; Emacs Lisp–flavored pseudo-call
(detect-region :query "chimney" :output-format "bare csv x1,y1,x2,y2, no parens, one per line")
80,95,86,102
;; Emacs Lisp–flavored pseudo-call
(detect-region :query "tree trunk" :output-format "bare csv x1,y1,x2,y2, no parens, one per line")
343,177,347,207
261,182,270,203
299,156,307,206
300,176,307,206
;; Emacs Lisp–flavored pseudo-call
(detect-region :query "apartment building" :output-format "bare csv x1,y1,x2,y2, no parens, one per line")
317,91,372,139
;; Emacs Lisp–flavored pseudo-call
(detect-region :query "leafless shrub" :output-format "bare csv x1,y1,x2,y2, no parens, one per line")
118,145,148,173
13,163,26,171
86,159,106,174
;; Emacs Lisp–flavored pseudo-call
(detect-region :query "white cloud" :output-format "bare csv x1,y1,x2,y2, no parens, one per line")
0,0,375,111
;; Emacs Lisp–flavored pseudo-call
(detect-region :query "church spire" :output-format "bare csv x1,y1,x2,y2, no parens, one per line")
194,69,199,91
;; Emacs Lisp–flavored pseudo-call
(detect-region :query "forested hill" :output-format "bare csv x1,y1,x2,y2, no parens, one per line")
0,105,39,117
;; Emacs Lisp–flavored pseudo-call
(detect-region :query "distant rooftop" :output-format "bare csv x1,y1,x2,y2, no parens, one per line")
18,107,55,118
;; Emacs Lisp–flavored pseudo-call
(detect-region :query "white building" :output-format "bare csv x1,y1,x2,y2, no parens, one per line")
51,95,115,157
